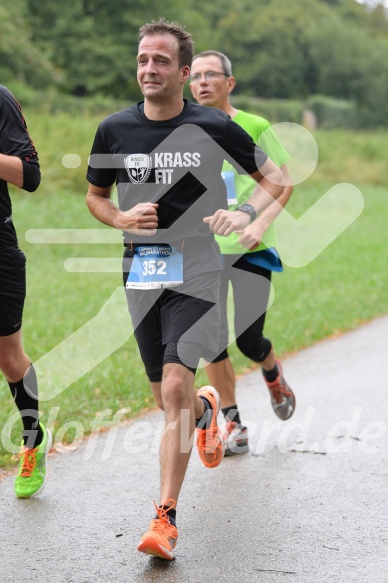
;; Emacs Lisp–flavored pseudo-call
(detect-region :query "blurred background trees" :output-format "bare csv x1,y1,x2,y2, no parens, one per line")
2,0,388,126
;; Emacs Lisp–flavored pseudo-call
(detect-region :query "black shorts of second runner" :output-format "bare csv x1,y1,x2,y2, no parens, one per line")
213,253,272,362
0,247,26,336
123,265,221,382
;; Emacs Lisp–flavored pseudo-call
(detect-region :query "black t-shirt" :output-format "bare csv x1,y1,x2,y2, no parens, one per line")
87,100,268,276
0,85,40,250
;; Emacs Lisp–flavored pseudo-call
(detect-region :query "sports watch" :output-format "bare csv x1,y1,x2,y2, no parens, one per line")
236,203,256,223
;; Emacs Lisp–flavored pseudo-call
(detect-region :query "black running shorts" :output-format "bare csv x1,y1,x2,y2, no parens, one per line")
0,247,26,336
123,261,221,381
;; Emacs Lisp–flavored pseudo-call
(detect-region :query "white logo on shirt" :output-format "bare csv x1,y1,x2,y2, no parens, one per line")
124,154,152,184
124,152,201,185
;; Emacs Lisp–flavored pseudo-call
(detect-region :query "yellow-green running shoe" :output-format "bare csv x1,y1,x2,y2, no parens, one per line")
14,423,52,499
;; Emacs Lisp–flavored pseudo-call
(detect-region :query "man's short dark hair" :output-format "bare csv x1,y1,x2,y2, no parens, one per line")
192,50,233,77
139,18,194,68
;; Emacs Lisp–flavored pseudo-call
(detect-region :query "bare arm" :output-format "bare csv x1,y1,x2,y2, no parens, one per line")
86,183,159,235
238,164,293,249
0,154,23,188
203,156,284,236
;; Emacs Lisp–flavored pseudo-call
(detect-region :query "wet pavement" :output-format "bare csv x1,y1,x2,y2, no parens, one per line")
1,315,387,582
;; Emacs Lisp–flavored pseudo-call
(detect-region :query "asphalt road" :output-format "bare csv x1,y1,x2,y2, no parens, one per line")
1,316,388,583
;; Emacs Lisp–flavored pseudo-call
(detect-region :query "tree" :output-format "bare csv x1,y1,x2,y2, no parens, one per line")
16,0,388,125
0,1,59,89
26,0,183,99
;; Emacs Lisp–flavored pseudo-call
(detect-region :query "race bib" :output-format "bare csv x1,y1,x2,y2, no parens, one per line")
221,170,238,206
126,245,183,289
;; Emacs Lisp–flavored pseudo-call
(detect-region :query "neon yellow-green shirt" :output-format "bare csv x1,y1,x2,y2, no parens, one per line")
217,109,289,255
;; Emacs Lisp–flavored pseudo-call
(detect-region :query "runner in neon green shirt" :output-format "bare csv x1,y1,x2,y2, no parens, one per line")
219,109,288,256
190,51,296,455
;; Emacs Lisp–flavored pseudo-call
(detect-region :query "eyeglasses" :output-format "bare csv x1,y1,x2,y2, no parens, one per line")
190,71,229,83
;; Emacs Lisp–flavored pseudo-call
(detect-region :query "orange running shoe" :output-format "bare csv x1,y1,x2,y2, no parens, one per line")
137,499,178,560
196,386,225,468
264,359,296,421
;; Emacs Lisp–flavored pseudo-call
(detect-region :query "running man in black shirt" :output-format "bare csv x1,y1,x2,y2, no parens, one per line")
86,19,284,560
0,84,52,498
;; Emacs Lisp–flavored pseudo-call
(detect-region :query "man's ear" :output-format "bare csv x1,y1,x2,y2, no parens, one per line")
226,76,236,94
181,65,191,84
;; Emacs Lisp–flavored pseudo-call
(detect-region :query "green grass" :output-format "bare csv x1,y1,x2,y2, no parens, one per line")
1,113,387,469
214,181,388,375
311,129,388,186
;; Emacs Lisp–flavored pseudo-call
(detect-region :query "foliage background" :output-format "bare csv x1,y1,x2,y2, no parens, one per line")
1,0,388,127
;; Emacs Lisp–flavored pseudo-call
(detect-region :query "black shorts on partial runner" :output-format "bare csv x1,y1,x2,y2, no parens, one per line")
123,260,221,382
0,247,26,336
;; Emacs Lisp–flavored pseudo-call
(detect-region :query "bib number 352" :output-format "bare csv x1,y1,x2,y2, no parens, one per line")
126,245,183,289
142,259,167,276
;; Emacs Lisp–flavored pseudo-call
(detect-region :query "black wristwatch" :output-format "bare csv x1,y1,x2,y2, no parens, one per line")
236,203,256,223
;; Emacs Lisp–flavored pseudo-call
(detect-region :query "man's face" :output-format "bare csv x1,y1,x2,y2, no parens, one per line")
137,34,190,101
189,55,231,108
